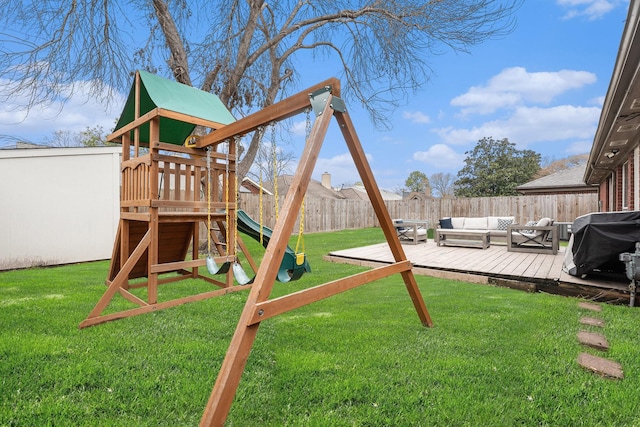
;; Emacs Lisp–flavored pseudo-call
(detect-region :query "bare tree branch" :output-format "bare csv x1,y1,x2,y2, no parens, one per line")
0,0,523,181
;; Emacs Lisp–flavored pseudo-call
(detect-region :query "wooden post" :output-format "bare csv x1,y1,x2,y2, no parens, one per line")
148,116,160,304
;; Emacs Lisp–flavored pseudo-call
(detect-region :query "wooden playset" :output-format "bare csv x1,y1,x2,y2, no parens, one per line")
80,71,433,426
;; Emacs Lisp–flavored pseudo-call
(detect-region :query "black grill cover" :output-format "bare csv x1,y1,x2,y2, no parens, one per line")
563,211,640,277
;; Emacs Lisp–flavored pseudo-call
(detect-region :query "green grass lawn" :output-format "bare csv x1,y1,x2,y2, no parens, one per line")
1,228,639,426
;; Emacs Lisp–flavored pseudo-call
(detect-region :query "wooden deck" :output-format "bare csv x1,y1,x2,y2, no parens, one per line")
326,240,635,305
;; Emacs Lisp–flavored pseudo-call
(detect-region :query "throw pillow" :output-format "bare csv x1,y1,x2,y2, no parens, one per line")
497,218,513,230
536,217,551,227
439,217,453,229
522,220,537,234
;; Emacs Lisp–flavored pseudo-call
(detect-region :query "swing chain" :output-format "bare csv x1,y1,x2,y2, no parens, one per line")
257,126,266,245
294,108,312,263
224,140,230,256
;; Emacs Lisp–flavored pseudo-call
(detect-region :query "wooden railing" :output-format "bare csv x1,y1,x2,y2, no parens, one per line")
121,155,151,207
120,152,232,212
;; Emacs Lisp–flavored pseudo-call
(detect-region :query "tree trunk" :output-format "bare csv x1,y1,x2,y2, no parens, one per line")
152,0,191,86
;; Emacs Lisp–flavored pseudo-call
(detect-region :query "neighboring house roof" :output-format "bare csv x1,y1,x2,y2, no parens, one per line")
517,164,598,195
585,0,640,185
405,191,434,201
339,185,402,201
262,175,345,199
261,176,401,201
240,177,273,195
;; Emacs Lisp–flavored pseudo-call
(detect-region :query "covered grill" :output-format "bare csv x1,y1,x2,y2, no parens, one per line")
563,211,640,278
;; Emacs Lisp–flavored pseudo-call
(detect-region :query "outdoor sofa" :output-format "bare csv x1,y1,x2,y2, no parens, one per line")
436,216,516,248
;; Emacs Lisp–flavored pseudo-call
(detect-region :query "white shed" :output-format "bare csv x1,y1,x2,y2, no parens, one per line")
0,146,120,270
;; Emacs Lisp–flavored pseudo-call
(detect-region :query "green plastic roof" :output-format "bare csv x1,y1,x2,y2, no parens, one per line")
113,70,236,145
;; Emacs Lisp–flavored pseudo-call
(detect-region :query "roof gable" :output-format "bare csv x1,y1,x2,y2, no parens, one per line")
517,164,596,193
113,70,236,145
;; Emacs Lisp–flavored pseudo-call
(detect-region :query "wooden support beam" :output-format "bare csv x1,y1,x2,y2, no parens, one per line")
148,116,160,305
117,288,148,307
196,78,340,148
248,261,412,324
79,285,251,329
80,229,151,327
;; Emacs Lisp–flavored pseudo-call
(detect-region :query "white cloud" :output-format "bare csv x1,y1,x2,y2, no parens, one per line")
434,104,601,147
314,152,373,187
402,110,431,124
565,139,594,154
289,119,306,136
451,67,597,115
591,95,606,106
0,78,125,143
557,0,621,20
412,144,465,170
380,135,403,145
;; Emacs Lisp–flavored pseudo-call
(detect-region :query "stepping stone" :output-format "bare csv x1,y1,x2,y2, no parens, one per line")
577,353,623,379
578,302,602,312
580,317,605,327
577,331,609,351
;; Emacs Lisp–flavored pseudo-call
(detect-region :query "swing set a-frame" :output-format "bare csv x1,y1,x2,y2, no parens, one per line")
80,71,433,426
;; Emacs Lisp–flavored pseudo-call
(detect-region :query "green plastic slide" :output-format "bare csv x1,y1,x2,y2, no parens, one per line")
236,210,311,282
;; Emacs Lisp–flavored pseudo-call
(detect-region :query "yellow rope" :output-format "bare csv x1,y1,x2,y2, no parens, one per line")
294,197,305,261
259,168,264,245
225,143,230,257
293,108,311,263
206,147,212,256
272,124,279,220
233,137,240,257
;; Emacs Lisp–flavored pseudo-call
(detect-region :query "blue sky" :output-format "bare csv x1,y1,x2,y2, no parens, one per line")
0,0,631,191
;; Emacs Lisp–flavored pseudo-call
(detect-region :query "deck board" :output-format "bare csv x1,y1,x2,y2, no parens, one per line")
327,239,633,304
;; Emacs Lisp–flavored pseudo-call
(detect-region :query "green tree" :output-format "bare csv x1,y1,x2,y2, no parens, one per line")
405,171,430,193
45,125,111,147
0,0,522,181
454,137,540,197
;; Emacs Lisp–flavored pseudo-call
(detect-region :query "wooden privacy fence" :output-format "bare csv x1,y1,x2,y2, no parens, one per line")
238,193,600,233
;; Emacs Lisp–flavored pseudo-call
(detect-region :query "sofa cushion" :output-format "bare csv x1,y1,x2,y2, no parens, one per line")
487,216,499,230
463,217,487,230
439,217,453,229
451,217,465,229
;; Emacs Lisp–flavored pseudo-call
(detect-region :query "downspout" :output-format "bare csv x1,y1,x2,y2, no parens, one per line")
635,146,639,209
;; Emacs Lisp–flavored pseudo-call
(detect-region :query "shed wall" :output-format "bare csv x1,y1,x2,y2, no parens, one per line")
0,147,120,270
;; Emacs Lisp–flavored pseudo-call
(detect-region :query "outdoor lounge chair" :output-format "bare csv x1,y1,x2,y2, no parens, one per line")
507,218,559,254
393,219,428,244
